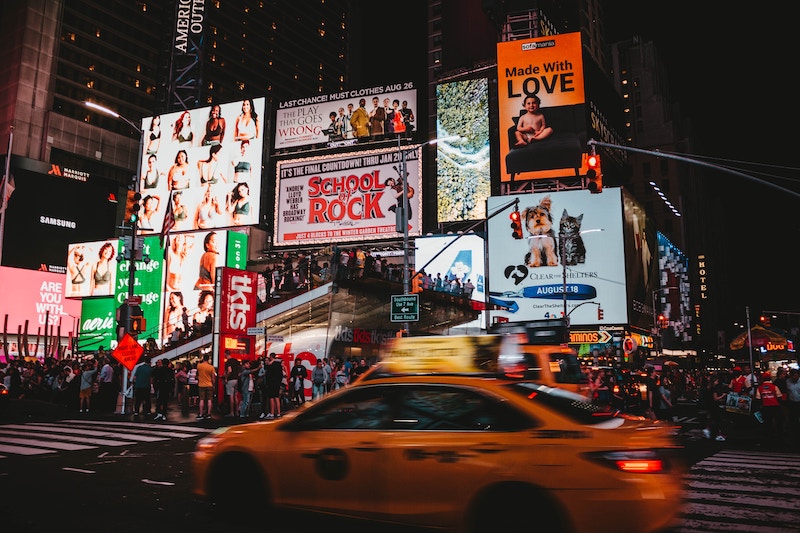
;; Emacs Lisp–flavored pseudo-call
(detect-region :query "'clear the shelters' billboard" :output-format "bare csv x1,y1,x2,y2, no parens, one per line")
274,83,418,151
274,147,423,246
497,33,589,182
487,189,627,326
137,97,265,234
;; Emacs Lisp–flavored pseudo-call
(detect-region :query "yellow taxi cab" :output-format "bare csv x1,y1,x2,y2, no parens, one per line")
193,335,686,533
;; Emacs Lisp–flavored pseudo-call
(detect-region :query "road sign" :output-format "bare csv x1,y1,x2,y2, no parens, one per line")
391,294,419,322
112,333,144,372
247,327,266,336
568,330,612,344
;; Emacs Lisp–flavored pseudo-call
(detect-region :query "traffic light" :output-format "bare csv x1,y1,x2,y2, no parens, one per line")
760,315,771,327
124,190,142,224
510,210,523,239
411,271,422,293
586,153,602,194
658,314,667,328
597,307,604,320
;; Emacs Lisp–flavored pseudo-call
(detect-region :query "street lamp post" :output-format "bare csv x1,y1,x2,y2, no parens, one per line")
84,101,143,300
652,286,677,356
84,101,144,415
397,134,460,335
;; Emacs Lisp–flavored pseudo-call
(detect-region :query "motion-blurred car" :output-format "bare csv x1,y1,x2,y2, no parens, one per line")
194,336,685,532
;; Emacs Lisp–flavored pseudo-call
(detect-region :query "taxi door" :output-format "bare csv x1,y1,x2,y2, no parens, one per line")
267,386,391,516
378,384,534,525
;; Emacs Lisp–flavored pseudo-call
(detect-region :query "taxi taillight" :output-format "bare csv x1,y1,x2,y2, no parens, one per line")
584,450,667,474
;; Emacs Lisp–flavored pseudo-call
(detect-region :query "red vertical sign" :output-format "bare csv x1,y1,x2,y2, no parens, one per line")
216,267,259,396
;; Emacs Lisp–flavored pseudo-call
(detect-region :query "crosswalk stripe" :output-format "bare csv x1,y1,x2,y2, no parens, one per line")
0,419,212,459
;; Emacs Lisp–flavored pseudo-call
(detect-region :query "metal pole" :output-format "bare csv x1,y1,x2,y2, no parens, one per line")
0,125,14,267
401,144,410,336
746,306,754,372
561,232,568,322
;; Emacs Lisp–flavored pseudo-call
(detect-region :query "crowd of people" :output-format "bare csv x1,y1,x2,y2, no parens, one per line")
4,349,798,450
0,348,377,423
584,364,800,448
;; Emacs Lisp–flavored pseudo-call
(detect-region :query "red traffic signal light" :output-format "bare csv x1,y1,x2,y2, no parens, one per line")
411,272,422,293
586,153,602,194
510,210,523,239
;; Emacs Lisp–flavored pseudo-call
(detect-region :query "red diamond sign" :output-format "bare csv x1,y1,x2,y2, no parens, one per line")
112,333,144,372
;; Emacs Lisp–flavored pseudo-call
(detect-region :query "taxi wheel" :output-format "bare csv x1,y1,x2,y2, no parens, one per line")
207,453,269,516
466,483,572,533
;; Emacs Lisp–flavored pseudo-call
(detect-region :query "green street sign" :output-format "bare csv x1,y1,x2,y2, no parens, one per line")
391,294,419,322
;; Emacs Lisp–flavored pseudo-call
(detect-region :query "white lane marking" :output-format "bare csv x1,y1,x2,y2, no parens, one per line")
1,424,166,442
0,444,54,455
0,436,95,451
0,428,138,447
62,467,95,474
142,479,175,486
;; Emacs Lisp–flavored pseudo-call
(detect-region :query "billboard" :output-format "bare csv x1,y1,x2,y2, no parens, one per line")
0,266,83,338
274,83,418,151
137,97,266,234
65,239,120,298
622,189,659,332
496,33,589,182
487,189,627,325
436,78,491,222
162,229,248,345
2,156,120,273
274,147,423,246
657,232,692,348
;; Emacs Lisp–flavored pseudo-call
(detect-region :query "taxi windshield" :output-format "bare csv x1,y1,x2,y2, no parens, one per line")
505,382,629,426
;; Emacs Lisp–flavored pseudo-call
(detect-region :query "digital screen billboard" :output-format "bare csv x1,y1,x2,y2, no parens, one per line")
657,232,692,348
2,156,120,273
274,147,423,246
0,266,83,340
65,239,120,298
496,33,590,182
274,83,418,151
137,97,266,234
436,78,491,222
487,189,627,326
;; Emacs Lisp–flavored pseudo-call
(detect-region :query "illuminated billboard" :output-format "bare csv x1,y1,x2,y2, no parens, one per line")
487,189,627,325
137,97,266,234
436,78,491,222
65,239,120,298
2,156,120,273
657,232,692,348
161,229,248,345
274,83,418,151
0,266,83,339
274,147,423,246
496,33,589,182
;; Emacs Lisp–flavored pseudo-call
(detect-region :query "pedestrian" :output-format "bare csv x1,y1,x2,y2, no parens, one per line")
290,358,307,406
311,359,326,400
196,353,216,420
322,358,333,394
656,375,674,421
96,355,116,413
224,353,241,417
260,353,284,419
175,361,190,416
755,370,784,440
785,368,800,446
334,361,349,390
351,358,370,382
238,360,255,419
131,356,153,418
152,358,175,421
78,358,98,413
701,372,728,441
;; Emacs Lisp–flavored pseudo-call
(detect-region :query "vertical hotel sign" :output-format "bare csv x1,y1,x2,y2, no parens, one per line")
171,0,205,109
497,33,586,181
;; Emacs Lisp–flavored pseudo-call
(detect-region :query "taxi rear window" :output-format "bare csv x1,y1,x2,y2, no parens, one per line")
505,382,623,426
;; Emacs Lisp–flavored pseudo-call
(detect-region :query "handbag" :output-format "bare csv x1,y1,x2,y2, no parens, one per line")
124,384,134,399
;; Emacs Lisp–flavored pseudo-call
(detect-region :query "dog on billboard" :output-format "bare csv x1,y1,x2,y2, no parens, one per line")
523,195,558,268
